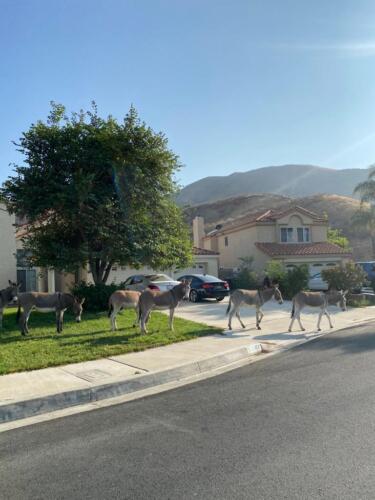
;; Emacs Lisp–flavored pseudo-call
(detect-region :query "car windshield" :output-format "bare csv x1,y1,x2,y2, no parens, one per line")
146,274,173,282
194,274,221,282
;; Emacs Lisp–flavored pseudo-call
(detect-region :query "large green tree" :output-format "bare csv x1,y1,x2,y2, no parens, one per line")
1,103,192,284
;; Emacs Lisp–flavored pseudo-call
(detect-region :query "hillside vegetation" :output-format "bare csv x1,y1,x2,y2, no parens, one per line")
184,193,371,260
177,164,369,205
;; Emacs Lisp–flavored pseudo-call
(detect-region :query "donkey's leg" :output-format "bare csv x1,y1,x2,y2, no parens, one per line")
258,308,264,324
317,308,324,331
56,310,64,333
297,311,305,332
169,308,175,332
288,315,295,332
133,305,139,328
255,307,261,330
24,309,32,334
140,309,148,334
228,303,235,330
324,308,333,328
20,311,27,336
110,305,119,331
235,305,246,329
236,310,246,329
0,307,3,329
290,305,305,332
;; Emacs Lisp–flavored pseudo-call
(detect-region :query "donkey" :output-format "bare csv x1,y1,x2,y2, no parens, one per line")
138,280,191,334
226,286,284,330
16,292,85,335
108,290,141,331
288,290,347,332
0,280,21,328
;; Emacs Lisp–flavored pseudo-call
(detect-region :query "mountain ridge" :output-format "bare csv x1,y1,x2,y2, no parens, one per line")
177,164,369,206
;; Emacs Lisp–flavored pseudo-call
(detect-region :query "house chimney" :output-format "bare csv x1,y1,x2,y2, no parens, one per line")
193,216,205,248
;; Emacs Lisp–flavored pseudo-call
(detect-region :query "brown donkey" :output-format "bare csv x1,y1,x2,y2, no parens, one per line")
16,292,85,335
108,290,141,331
138,280,191,334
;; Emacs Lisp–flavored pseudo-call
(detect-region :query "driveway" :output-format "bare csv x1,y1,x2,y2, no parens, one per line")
174,297,375,349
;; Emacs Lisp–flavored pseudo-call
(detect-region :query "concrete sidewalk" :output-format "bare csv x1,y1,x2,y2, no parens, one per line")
1,299,374,427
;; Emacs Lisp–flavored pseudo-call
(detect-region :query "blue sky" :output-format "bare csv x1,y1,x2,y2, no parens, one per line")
1,0,375,187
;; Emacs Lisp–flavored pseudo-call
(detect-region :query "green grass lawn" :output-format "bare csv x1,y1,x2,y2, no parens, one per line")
0,308,222,375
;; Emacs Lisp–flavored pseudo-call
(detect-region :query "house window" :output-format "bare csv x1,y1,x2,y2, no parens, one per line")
281,227,310,243
224,236,229,247
297,227,310,242
280,227,294,242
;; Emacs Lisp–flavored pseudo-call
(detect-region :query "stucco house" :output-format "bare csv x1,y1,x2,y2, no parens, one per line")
15,217,220,292
0,204,17,287
193,206,352,279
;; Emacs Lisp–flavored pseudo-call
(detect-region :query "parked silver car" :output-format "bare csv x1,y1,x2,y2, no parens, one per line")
123,274,180,292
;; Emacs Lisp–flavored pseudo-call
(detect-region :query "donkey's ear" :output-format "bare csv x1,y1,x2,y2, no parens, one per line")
343,290,349,297
8,280,12,285
80,297,85,304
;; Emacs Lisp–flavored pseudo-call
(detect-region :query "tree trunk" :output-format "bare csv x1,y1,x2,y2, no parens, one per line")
88,258,114,285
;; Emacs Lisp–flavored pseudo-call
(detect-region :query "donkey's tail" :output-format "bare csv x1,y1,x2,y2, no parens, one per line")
226,295,232,315
291,299,295,318
107,302,113,318
16,306,21,322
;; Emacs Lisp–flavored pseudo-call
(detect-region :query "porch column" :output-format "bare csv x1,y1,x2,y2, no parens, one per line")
47,268,55,293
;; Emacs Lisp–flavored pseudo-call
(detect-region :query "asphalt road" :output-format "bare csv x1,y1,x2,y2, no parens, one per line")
2,324,375,500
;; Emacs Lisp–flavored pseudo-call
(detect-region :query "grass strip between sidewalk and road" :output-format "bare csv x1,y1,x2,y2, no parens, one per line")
0,309,222,375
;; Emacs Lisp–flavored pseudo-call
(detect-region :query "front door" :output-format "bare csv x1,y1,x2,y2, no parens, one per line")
17,269,37,292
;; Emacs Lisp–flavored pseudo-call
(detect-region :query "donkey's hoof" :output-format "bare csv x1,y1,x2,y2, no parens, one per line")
317,328,321,332
302,328,306,332
330,325,334,329
288,328,292,332
242,325,246,329
257,326,261,330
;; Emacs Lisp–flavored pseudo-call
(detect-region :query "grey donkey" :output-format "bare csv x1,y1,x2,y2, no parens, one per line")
226,286,284,330
0,280,21,328
288,290,347,332
16,292,85,335
138,280,191,334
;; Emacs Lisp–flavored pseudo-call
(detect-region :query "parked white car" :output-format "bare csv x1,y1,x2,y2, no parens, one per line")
308,272,329,291
123,274,180,292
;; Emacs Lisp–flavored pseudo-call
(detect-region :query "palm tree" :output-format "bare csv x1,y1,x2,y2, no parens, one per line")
353,166,375,258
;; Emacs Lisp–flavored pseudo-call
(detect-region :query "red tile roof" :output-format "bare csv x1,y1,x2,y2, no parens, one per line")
193,246,219,256
255,242,352,257
205,205,327,237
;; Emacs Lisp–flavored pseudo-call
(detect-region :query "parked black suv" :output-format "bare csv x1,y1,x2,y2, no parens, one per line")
177,274,230,302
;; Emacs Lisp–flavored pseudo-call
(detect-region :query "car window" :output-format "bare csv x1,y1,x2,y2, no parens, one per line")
146,274,173,282
131,276,144,285
200,275,221,282
191,277,202,287
124,277,132,285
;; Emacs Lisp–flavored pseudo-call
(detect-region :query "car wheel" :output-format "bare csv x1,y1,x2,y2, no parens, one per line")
216,297,224,302
189,290,200,303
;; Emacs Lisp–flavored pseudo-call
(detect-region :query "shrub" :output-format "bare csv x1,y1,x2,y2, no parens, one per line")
283,264,309,299
321,262,367,292
232,269,259,289
71,281,125,312
265,261,309,299
232,255,259,289
265,260,286,284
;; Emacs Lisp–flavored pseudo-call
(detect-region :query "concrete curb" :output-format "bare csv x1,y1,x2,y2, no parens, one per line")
0,343,263,424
